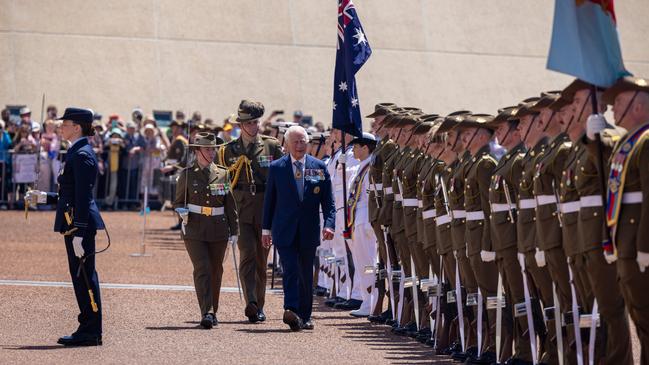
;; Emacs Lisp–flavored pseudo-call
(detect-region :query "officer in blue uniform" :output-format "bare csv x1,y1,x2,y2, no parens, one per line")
27,107,106,346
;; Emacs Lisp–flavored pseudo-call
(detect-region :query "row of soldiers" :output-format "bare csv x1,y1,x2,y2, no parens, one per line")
327,76,649,365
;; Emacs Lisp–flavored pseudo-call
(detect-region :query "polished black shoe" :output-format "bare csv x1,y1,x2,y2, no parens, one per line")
393,322,417,336
301,319,314,330
503,357,534,365
369,309,392,324
465,350,497,364
245,302,260,323
416,328,432,343
170,223,182,230
57,334,102,347
324,296,345,307
333,299,362,310
256,310,266,322
314,286,328,297
283,310,303,331
438,341,460,355
384,318,397,326
200,313,215,329
452,346,478,362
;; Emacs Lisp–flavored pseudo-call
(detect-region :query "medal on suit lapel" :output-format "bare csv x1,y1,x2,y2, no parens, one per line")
314,186,320,194
295,170,302,179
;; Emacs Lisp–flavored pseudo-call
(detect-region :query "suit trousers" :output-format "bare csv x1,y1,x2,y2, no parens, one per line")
278,238,318,322
238,221,270,309
184,239,228,315
65,231,102,336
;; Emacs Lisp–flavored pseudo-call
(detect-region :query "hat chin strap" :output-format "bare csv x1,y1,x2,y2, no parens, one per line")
616,91,640,127
240,122,258,140
522,115,537,146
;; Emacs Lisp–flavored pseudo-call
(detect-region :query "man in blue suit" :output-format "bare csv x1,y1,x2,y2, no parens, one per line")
27,107,105,346
262,125,335,331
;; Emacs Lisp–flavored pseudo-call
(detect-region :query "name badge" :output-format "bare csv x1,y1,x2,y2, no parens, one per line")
210,183,230,196
305,169,325,182
258,155,273,168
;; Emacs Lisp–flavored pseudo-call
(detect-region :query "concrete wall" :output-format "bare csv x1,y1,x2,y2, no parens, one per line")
1,0,648,128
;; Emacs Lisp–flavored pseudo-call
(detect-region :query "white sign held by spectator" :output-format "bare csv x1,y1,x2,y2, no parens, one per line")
13,154,38,183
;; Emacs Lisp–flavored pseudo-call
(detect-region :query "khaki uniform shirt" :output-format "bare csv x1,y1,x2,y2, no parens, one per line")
532,133,571,251
435,160,458,255
464,144,498,255
368,139,396,225
379,144,401,226
402,150,425,239
420,159,444,251
516,138,548,253
390,147,412,234
219,135,284,224
449,151,472,252
174,162,239,242
489,142,525,252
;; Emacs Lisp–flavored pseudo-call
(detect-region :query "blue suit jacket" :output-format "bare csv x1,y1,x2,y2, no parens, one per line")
50,138,105,235
262,154,335,248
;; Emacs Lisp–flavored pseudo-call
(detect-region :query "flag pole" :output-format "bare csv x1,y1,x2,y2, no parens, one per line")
589,85,613,247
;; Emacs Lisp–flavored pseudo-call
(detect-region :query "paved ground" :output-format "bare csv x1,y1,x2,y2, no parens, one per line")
0,211,454,364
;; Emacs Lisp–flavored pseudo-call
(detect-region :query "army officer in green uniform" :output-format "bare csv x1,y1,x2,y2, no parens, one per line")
219,100,285,323
174,132,239,329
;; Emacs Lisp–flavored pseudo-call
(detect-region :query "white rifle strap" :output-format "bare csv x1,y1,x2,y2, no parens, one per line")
345,254,352,300
455,257,467,352
567,266,584,365
410,255,420,331
434,257,444,348
335,260,341,298
383,229,397,319
518,254,538,365
553,282,565,365
397,269,406,324
477,288,483,357
588,299,598,365
496,273,503,364
428,264,435,341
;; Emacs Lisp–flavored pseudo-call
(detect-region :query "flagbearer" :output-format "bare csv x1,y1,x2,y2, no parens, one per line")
589,76,649,364
175,132,238,329
346,132,379,317
219,100,284,323
26,107,106,346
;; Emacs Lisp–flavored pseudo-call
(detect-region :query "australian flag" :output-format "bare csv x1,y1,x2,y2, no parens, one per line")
332,0,372,137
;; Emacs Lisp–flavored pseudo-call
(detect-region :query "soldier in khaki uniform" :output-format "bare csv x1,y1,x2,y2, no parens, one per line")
174,132,239,329
366,104,398,322
485,107,532,363
456,114,500,364
445,111,481,360
591,76,649,364
218,100,284,323
576,77,641,365
514,98,558,364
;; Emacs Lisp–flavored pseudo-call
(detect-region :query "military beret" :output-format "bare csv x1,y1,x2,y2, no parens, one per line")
236,100,265,122
57,107,94,124
602,76,649,105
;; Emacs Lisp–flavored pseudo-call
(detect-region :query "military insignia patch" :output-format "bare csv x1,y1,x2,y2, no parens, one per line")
314,186,321,194
258,155,273,168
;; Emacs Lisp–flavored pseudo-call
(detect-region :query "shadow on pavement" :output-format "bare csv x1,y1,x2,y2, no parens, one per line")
313,297,453,365
2,345,72,351
145,325,202,331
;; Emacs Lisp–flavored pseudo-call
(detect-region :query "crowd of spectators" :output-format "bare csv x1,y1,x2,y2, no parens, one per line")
0,105,325,210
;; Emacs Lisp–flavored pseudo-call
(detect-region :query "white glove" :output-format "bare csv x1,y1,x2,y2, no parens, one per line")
534,249,546,268
637,251,649,273
338,153,347,164
229,235,238,246
25,190,47,205
72,236,84,258
586,114,607,140
480,250,496,262
603,251,618,264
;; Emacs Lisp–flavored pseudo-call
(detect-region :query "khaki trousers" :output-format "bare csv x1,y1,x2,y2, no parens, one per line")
184,239,228,315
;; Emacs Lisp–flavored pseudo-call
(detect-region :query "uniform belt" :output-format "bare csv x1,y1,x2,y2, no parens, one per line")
491,203,514,212
518,198,536,210
622,191,643,204
452,210,466,219
436,214,451,226
383,187,393,195
536,195,557,206
187,204,224,216
234,183,265,193
422,209,436,220
395,193,403,202
403,198,418,207
466,210,485,221
580,195,603,207
370,183,383,191
559,201,581,214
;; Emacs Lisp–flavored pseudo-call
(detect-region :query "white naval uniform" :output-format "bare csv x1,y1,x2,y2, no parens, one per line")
347,156,378,312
